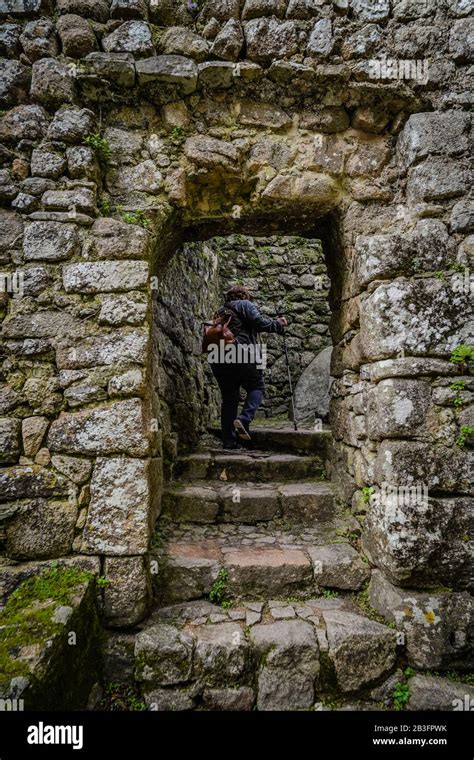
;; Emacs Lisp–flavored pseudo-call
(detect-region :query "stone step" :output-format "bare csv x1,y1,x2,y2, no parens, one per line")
152,529,369,604
161,481,336,525
172,451,326,483
208,425,331,456
133,597,398,711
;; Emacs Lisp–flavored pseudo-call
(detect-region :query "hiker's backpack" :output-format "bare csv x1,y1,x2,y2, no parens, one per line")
201,307,241,353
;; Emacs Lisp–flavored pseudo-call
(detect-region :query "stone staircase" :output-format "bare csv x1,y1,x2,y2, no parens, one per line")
134,426,401,711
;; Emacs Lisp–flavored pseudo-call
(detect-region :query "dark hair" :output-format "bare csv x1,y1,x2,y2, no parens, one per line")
225,285,251,302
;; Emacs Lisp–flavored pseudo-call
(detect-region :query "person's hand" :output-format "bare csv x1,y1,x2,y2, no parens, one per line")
277,316,288,327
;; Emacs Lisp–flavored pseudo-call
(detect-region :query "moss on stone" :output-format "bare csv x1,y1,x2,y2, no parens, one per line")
0,566,103,709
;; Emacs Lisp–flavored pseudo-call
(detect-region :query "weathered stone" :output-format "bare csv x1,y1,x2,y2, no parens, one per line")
0,59,30,107
0,23,22,58
145,687,196,710
47,398,150,456
450,199,474,233
398,111,471,168
108,368,145,397
350,0,390,22
244,0,286,18
63,260,149,293
307,18,334,57
221,485,279,523
30,58,76,108
136,55,198,93
161,26,209,61
352,105,389,134
56,330,148,369
51,454,92,484
111,0,149,19
366,378,430,439
21,416,48,458
56,0,110,22
238,100,291,129
82,457,153,555
262,172,339,209
20,18,58,61
197,60,235,89
308,544,369,590
185,135,239,170
87,217,150,259
192,622,251,684
363,494,473,589
47,106,96,143
57,14,98,58
358,279,470,362
449,17,474,62
202,686,255,711
30,147,67,179
0,464,73,502
210,18,243,61
102,555,151,627
0,417,21,464
407,157,469,201
135,622,193,686
103,20,154,57
407,675,474,711
369,571,473,669
244,18,298,66
323,609,397,692
82,51,136,87
251,620,319,710
294,345,332,422
5,499,78,560
149,0,195,26
0,104,48,144
98,292,148,325
159,542,222,602
278,482,335,523
199,0,240,22
0,168,18,201
66,145,98,181
341,22,382,59
42,187,96,214
373,440,471,493
23,221,80,261
353,219,454,290
163,485,220,523
225,546,312,597
108,160,162,194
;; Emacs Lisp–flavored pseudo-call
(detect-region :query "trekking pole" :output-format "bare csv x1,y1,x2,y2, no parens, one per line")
281,325,298,432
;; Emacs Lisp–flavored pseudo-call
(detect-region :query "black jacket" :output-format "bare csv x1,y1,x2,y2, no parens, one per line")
219,299,284,345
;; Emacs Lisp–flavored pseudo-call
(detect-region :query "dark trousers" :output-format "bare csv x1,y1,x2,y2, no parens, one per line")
211,362,265,446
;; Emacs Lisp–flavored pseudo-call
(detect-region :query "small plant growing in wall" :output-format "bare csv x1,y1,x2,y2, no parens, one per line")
209,568,230,606
118,207,151,229
83,132,111,167
457,425,474,448
450,345,474,373
392,681,411,710
361,486,375,504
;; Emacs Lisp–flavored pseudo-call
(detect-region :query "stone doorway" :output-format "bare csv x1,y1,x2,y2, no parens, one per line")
154,230,333,452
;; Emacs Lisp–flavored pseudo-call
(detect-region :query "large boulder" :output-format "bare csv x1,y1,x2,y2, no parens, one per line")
294,345,333,422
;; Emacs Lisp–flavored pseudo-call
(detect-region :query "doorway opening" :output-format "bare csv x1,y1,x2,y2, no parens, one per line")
153,230,334,454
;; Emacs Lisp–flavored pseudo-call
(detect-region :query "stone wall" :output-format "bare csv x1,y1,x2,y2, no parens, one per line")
0,0,472,645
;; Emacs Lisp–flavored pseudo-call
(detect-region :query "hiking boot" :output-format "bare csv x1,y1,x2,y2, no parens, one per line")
234,419,251,441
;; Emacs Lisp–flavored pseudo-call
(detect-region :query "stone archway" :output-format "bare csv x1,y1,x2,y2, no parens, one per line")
0,0,472,707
